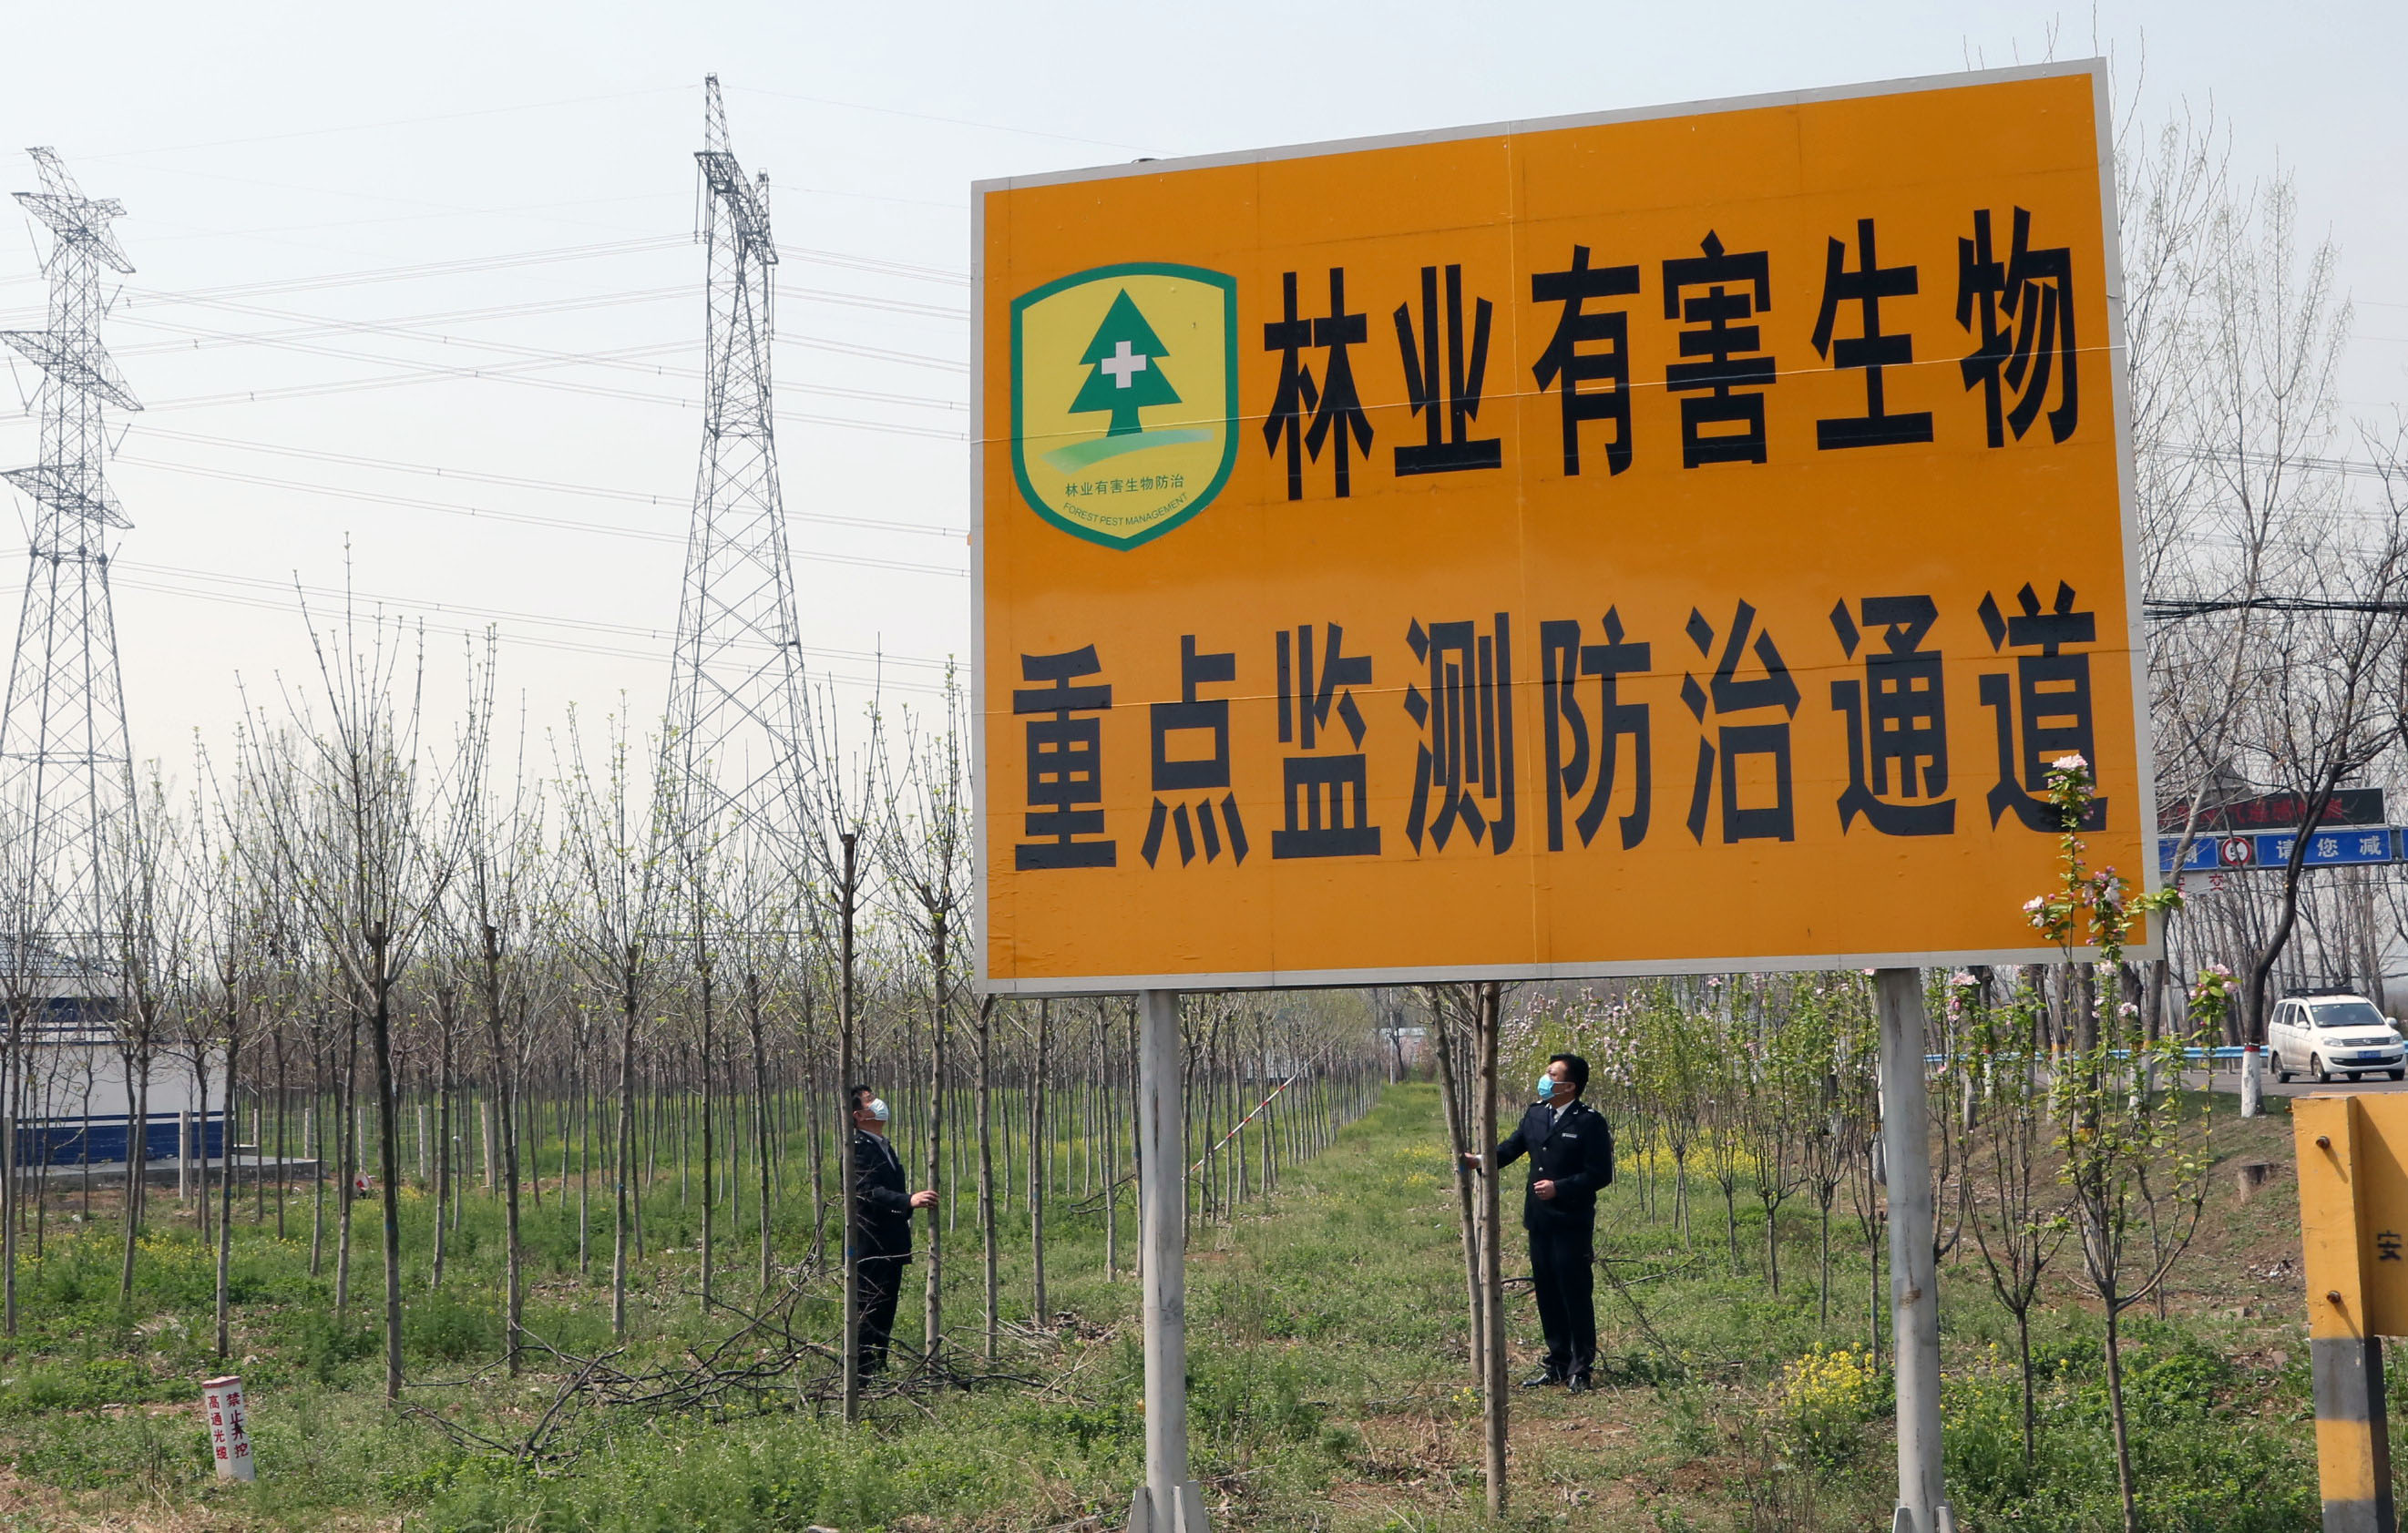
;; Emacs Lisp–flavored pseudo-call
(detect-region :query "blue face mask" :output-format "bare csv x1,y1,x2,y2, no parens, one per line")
1535,1075,1557,1101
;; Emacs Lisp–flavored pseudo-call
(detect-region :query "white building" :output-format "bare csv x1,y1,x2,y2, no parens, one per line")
4,941,221,1170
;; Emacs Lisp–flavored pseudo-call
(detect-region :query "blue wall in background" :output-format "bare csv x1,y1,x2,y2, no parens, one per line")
13,1114,223,1166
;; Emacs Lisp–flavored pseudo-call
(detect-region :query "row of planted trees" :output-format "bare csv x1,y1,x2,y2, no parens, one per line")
1417,760,2233,1533
0,610,1387,1426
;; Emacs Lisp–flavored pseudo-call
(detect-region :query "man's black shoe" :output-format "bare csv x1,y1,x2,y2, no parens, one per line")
1521,1369,1563,1389
1565,1373,1593,1395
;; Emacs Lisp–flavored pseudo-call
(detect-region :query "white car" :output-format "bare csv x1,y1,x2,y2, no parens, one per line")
2270,992,2408,1084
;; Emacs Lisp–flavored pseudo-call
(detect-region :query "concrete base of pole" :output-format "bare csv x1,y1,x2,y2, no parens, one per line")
1126,1481,1209,1533
2241,1044,2263,1118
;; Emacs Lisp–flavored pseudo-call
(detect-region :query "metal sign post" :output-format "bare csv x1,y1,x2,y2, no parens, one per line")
2295,1095,2403,1532
1129,988,1207,1533
1877,971,1954,1533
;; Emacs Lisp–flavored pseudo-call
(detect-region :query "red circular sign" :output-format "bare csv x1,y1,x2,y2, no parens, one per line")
2219,836,2256,867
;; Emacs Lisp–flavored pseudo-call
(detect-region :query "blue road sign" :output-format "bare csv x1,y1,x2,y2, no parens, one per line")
2159,827,2401,874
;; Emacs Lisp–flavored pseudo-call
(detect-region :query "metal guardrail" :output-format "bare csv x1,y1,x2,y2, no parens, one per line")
1921,1046,2256,1068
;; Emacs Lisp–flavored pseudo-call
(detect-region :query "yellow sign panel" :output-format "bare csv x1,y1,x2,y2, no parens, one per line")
2300,1094,2408,1339
976,61,2153,992
2293,1094,2407,1517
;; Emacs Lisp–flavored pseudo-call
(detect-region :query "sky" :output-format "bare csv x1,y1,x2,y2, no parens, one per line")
0,0,2399,781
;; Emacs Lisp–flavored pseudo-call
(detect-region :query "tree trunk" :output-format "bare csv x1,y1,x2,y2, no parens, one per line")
1030,997,1049,1324
698,948,715,1312
1475,981,1508,1517
215,994,240,1359
1429,990,1485,1383
977,994,999,1363
335,1005,357,1311
2103,1298,2139,1533
119,1048,149,1303
838,831,861,1426
273,1037,288,1240
923,911,947,1356
481,924,524,1376
2016,1304,2036,1468
748,974,774,1293
3,1005,23,1337
612,967,638,1340
369,945,406,1403
432,1014,452,1287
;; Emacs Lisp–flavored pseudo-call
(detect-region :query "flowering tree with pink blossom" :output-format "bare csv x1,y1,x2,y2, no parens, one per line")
2025,752,2219,1533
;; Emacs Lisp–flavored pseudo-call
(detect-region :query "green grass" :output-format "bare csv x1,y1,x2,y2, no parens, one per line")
0,1084,2341,1529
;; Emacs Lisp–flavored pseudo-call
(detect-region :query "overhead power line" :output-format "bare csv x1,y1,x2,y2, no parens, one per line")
111,456,968,575
25,549,958,692
115,345,969,439
113,306,966,414
4,232,966,328
2145,595,2408,622
124,424,968,537
81,85,694,161
110,571,949,696
99,280,968,371
2149,441,2404,482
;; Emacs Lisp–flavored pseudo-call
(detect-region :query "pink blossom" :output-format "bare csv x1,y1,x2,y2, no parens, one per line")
2052,753,2089,772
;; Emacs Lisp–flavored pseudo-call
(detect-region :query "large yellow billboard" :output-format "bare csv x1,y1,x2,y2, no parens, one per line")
975,61,2152,993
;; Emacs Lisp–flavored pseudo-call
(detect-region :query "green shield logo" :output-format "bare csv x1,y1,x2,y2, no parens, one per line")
1010,262,1238,550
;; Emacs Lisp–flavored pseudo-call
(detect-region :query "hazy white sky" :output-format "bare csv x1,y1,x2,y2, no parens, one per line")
0,0,2398,775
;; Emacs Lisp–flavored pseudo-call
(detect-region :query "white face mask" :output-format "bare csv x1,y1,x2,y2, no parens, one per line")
867,1098,890,1123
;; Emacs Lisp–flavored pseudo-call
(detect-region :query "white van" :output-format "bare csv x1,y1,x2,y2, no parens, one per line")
2270,991,2407,1084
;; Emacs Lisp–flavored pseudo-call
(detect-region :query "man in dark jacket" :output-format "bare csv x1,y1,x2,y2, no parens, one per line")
849,1084,936,1376
1466,1052,1614,1390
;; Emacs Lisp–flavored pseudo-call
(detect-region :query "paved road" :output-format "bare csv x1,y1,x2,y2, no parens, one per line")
2187,1068,2408,1099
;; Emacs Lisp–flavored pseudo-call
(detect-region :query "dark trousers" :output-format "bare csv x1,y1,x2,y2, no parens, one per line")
1529,1225,1595,1379
855,1255,905,1375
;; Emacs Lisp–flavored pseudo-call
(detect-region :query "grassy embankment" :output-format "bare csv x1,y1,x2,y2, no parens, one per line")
0,1082,2346,1530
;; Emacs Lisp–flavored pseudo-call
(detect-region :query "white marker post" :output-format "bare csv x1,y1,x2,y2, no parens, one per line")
1876,970,1953,1533
1127,988,1207,1533
200,1374,255,1481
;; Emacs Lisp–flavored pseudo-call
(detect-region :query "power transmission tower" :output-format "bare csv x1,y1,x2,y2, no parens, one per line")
0,148,138,963
660,77,809,860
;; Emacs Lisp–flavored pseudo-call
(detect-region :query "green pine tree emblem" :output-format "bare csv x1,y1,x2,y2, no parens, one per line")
1070,289,1180,436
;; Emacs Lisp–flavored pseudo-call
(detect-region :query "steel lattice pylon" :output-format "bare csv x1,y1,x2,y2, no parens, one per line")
661,77,809,857
0,148,138,964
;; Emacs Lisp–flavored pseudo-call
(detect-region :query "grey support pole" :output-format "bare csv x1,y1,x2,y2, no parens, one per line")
1128,988,1207,1533
1876,968,1954,1533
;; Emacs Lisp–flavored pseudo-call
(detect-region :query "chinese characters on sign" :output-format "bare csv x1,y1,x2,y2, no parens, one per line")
1014,588,2109,858
981,63,2148,988
200,1375,255,1482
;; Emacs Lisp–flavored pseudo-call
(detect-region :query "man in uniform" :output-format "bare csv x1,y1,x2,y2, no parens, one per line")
849,1084,937,1377
1465,1052,1614,1390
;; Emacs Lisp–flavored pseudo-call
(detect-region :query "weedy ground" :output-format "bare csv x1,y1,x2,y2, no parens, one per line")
0,1083,2358,1530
